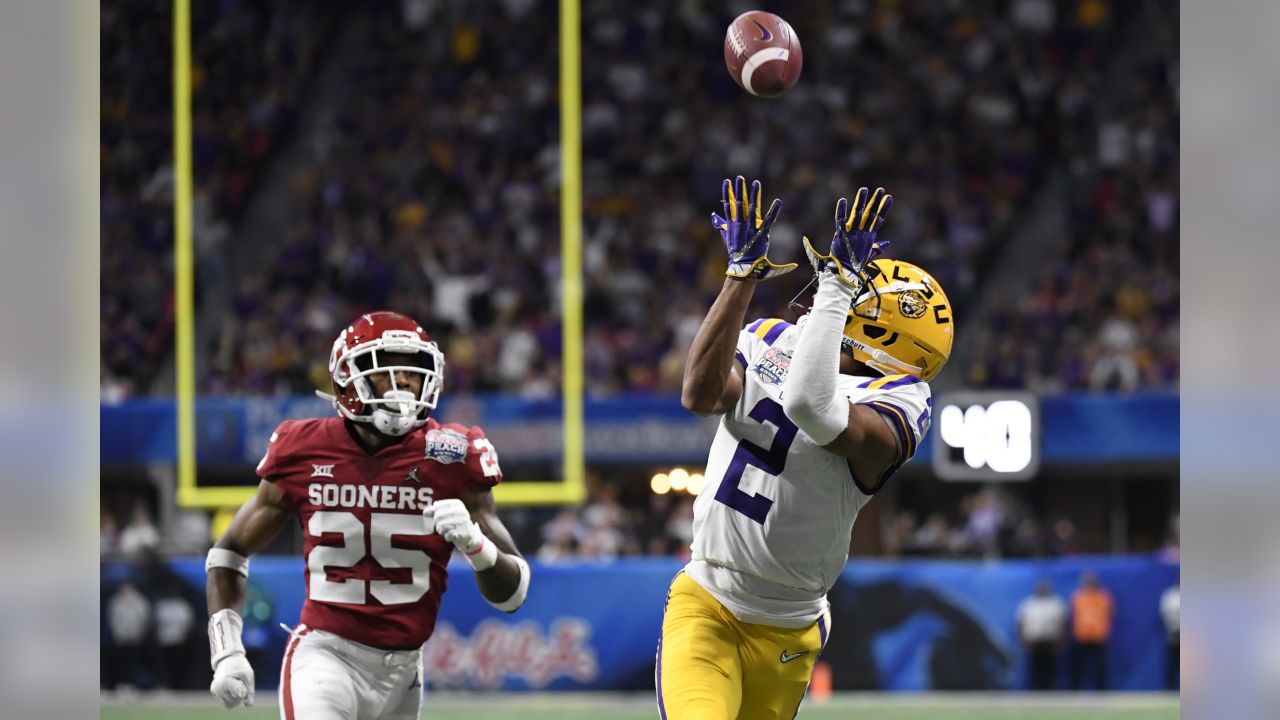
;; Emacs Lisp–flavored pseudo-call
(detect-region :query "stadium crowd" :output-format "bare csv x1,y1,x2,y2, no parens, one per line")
966,0,1177,391
101,0,337,400
102,0,1177,399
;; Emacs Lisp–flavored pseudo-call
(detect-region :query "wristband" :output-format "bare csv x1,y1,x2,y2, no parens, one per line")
206,548,250,577
208,608,246,669
464,535,500,572
488,556,531,612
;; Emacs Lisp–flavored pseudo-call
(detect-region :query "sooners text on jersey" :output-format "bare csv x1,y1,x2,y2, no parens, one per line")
256,416,503,649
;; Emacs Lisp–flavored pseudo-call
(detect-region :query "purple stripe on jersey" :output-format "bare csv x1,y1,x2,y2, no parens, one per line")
746,318,765,333
818,615,828,648
735,350,748,368
868,400,916,459
857,378,876,388
656,632,667,719
656,571,680,720
762,320,791,346
879,374,923,390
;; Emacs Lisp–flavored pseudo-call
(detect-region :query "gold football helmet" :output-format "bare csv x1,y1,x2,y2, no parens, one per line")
841,259,954,380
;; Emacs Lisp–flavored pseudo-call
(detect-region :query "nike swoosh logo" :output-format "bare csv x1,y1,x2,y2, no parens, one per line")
751,19,773,42
780,650,809,663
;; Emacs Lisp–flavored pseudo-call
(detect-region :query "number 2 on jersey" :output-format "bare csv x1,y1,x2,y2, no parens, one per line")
714,398,798,524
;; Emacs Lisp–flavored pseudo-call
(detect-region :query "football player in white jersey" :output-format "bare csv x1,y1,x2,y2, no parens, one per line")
657,177,953,720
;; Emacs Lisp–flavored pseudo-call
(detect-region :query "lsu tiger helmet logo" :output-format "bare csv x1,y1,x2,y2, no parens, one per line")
841,259,954,381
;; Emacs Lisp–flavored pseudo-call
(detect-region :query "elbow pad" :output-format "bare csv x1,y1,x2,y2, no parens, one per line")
488,556,530,613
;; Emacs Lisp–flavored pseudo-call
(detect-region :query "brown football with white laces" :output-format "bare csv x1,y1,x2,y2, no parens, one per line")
723,11,803,98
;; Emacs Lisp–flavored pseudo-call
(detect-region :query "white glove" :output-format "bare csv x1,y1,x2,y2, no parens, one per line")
211,653,255,708
208,608,254,707
425,498,498,570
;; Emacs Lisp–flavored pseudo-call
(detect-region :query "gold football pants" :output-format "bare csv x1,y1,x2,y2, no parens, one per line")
657,572,830,720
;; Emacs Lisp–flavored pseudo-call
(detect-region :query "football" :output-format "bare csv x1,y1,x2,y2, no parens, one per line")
723,11,803,98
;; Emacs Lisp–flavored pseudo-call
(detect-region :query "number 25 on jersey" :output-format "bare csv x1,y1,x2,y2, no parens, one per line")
308,512,433,605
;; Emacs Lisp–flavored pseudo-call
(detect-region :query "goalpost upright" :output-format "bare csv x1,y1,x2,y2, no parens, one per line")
174,0,586,508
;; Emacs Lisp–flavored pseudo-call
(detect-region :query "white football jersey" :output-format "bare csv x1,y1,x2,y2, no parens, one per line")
684,318,932,628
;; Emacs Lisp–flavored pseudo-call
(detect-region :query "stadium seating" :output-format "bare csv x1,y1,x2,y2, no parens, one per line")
101,0,336,398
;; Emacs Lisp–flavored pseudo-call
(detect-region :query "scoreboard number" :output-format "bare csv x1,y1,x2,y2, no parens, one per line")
933,391,1040,481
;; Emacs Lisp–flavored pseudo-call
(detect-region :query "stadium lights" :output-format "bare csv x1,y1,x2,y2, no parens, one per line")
651,468,706,496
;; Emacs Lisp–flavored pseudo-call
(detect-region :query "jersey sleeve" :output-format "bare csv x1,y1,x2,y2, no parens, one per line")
464,425,503,488
854,374,932,481
254,421,295,482
736,317,796,368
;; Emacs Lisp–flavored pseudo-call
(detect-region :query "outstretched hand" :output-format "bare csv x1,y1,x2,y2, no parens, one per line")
803,186,893,288
714,175,797,281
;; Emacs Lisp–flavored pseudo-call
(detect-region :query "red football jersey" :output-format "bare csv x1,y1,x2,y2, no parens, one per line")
256,416,503,649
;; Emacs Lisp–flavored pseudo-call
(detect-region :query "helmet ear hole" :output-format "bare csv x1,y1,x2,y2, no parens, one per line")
862,324,888,340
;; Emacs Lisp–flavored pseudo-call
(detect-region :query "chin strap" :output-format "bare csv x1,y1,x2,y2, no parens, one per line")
316,389,421,436
842,336,925,376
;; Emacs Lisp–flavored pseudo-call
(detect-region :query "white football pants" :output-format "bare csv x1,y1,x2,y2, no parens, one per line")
279,626,423,720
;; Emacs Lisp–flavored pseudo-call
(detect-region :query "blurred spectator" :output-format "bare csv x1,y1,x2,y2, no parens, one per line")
664,499,695,561
1017,580,1067,690
1089,313,1142,392
117,500,161,562
911,512,957,556
168,509,214,555
107,583,152,689
581,484,638,559
101,509,120,556
153,587,196,689
1160,583,1180,690
963,489,1008,558
1069,571,1115,690
1008,517,1047,558
537,508,584,563
1049,517,1080,556
882,510,918,557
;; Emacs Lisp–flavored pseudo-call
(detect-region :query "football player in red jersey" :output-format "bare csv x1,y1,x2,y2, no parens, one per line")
204,311,530,718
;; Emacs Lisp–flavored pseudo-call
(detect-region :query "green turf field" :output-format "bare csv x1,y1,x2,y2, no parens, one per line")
101,691,1179,720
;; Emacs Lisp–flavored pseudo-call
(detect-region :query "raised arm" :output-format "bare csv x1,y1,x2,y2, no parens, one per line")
681,278,753,415
783,188,900,490
683,175,794,415
206,479,293,708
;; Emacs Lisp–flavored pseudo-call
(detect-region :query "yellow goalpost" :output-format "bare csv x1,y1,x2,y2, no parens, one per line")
174,0,586,509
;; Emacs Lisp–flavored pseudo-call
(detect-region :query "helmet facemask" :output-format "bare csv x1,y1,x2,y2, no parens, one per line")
328,330,445,436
